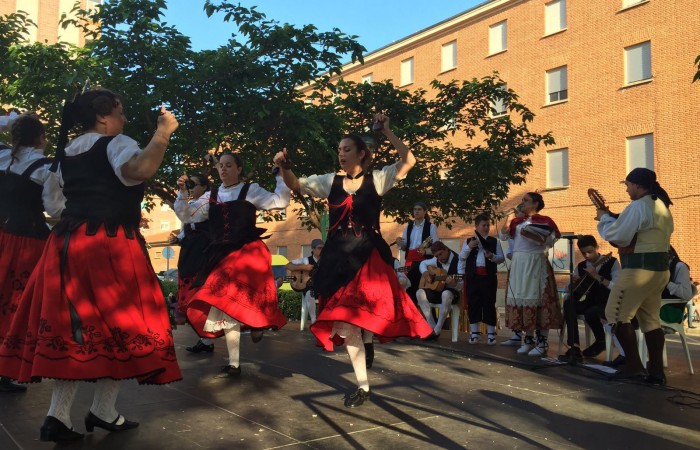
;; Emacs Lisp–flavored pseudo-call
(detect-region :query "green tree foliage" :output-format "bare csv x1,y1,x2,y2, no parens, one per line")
0,0,552,227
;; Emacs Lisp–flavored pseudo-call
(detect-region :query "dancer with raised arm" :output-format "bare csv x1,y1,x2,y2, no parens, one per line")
0,89,181,443
274,113,432,408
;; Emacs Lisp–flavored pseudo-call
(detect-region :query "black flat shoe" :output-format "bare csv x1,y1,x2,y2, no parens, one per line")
344,388,370,408
221,365,241,377
40,416,84,443
185,340,214,353
582,341,607,357
423,332,439,341
251,329,264,343
645,373,667,386
85,411,139,433
610,367,647,381
603,355,626,368
0,377,27,392
558,347,583,365
364,343,374,369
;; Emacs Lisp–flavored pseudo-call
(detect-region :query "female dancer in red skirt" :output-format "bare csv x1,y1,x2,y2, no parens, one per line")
0,89,181,443
0,113,64,392
173,172,216,353
185,153,290,377
275,114,432,407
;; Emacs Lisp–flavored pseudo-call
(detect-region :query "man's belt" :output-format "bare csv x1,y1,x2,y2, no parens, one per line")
620,252,668,271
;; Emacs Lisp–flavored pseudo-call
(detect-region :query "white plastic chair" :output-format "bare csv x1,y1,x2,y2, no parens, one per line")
433,303,461,342
655,299,694,374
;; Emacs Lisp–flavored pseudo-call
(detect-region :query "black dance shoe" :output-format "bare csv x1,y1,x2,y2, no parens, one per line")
221,365,242,377
365,343,375,369
185,340,214,353
423,332,439,341
40,416,84,443
344,388,370,408
582,341,607,357
85,411,139,432
251,329,264,343
602,355,626,368
558,347,583,365
644,373,667,386
610,367,647,381
0,377,27,392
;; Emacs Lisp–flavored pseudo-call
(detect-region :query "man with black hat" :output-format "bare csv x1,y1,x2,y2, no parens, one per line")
396,202,439,303
596,167,673,385
286,239,324,325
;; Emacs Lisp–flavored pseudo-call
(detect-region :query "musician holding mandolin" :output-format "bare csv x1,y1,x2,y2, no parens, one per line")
285,239,324,325
395,202,439,304
558,235,620,365
416,241,464,340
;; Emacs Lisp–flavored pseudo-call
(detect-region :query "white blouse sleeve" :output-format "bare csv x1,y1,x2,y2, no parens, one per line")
246,176,291,210
372,162,401,196
106,134,143,186
174,191,210,223
299,173,335,198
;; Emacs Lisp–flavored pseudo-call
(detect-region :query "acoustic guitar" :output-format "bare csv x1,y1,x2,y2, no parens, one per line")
285,268,316,293
418,265,464,291
587,188,619,219
570,252,613,301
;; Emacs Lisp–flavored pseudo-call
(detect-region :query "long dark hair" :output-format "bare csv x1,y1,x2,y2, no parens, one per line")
8,113,45,168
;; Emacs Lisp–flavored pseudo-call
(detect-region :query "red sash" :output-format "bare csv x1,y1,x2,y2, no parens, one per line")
405,249,427,266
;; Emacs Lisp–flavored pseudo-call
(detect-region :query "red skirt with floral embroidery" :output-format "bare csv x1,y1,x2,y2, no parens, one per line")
0,230,46,348
186,239,286,338
311,249,433,351
0,224,182,385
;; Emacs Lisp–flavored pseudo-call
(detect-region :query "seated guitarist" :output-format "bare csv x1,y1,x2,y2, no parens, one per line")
416,241,463,340
286,238,324,325
558,235,620,364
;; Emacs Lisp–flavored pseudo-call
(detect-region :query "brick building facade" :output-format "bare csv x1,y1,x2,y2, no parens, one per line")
264,0,700,275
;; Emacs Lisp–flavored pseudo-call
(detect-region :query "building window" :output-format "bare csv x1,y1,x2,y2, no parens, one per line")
300,245,311,258
362,73,373,84
160,221,171,231
277,246,288,258
626,134,654,171
441,40,457,72
625,41,651,84
547,148,569,188
546,66,568,103
400,58,414,86
488,21,507,55
544,0,566,35
490,83,508,117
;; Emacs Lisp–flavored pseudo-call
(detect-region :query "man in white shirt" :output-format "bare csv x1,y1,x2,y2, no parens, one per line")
286,239,324,325
416,241,462,340
396,202,439,303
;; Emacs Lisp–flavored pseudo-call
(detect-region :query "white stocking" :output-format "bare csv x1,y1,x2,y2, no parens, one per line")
416,290,436,329
344,325,369,391
305,292,317,323
91,379,122,424
47,380,79,429
434,291,454,333
224,321,241,367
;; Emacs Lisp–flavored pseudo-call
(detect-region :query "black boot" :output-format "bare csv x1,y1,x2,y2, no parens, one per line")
364,343,374,369
611,322,646,380
644,328,666,385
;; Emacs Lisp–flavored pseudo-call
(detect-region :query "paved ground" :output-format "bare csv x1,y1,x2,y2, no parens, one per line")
1,321,698,450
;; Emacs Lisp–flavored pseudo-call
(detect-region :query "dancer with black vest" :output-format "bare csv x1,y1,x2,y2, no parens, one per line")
173,173,215,353
0,89,182,443
597,168,673,385
396,202,439,303
274,114,432,407
185,153,290,377
459,214,505,345
0,113,64,393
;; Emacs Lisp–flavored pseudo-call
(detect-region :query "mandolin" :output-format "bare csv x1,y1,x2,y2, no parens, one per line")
570,252,614,301
418,265,464,291
587,188,619,219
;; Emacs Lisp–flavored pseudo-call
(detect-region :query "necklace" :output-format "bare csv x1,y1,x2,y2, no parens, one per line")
223,181,241,189
346,171,365,180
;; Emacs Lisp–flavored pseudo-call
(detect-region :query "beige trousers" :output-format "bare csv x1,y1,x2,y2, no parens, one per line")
605,268,669,332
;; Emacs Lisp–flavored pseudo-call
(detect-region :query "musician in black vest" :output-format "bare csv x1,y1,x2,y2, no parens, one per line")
558,235,620,364
458,214,505,345
396,202,439,303
660,246,695,326
286,238,324,325
417,241,463,340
